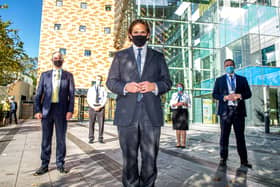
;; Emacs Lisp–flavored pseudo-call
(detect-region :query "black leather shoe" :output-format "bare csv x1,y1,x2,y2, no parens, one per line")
88,139,94,144
57,167,68,173
99,140,104,143
241,163,252,169
219,159,227,166
33,166,48,176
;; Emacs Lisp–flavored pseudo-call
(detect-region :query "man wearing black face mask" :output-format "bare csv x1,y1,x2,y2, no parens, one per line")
107,19,172,187
34,51,75,175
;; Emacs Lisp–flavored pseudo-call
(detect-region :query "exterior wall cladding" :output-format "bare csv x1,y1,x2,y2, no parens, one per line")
38,0,115,89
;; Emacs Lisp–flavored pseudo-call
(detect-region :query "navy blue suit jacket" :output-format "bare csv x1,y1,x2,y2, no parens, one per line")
35,70,75,118
106,47,172,126
212,74,251,117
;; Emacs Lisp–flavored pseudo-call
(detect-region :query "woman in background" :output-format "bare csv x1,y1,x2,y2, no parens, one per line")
170,83,191,148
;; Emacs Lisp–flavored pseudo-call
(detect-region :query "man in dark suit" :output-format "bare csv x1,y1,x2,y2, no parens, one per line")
34,51,75,175
9,97,18,124
213,59,252,168
106,19,172,187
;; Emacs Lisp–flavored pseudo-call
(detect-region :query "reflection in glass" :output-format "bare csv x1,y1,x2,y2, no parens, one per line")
115,0,280,125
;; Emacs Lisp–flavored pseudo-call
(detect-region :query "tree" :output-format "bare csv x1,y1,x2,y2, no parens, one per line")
22,57,38,87
0,18,28,86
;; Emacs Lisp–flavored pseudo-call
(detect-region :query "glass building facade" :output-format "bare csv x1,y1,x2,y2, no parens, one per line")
114,0,280,126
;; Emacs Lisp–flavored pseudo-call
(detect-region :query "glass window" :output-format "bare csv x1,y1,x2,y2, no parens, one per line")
80,2,87,9
54,24,61,30
59,48,66,55
79,25,86,32
56,0,63,7
262,45,276,66
105,5,112,11
169,69,185,87
84,50,91,56
163,48,186,68
104,27,111,34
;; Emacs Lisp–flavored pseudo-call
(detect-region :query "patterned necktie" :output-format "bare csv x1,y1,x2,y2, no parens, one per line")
230,75,235,91
52,70,60,103
136,48,142,75
136,48,143,102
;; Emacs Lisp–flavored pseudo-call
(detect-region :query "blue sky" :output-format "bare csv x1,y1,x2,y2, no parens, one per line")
0,0,42,58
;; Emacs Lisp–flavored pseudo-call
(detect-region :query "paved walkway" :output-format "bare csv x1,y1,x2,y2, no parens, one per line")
0,120,279,187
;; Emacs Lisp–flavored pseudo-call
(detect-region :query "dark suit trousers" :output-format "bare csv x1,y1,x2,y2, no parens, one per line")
118,102,161,187
9,110,17,124
88,107,105,141
41,104,67,168
220,106,248,164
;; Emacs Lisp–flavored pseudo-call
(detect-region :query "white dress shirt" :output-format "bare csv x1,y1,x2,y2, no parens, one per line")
123,43,158,95
226,73,237,106
87,84,108,109
170,92,191,110
52,69,62,87
133,43,147,76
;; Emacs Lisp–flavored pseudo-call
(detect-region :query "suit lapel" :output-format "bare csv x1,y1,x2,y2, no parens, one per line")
222,75,229,95
128,46,140,80
60,70,66,91
141,47,153,79
235,75,241,93
47,71,53,94
128,46,136,61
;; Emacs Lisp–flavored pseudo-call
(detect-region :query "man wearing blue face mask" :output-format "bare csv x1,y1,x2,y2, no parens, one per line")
213,59,252,169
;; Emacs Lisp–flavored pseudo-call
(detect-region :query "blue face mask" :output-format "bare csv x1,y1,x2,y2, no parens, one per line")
177,87,183,92
225,66,234,74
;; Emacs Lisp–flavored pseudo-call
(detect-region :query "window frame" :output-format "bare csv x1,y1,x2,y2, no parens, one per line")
84,50,92,57
79,25,87,32
56,0,63,7
105,5,112,11
54,23,61,30
59,48,67,55
104,27,111,34
80,2,87,9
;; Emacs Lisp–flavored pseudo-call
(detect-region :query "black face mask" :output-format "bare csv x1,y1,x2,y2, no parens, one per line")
53,60,63,67
131,35,148,47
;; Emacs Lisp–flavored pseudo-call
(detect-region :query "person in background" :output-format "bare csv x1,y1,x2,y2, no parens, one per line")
170,83,191,148
213,58,252,168
87,75,108,144
2,98,10,126
9,96,18,124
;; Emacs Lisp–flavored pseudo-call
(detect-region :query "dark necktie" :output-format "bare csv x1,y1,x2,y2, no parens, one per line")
136,48,143,102
177,93,182,102
95,85,99,104
136,48,142,76
230,75,235,91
